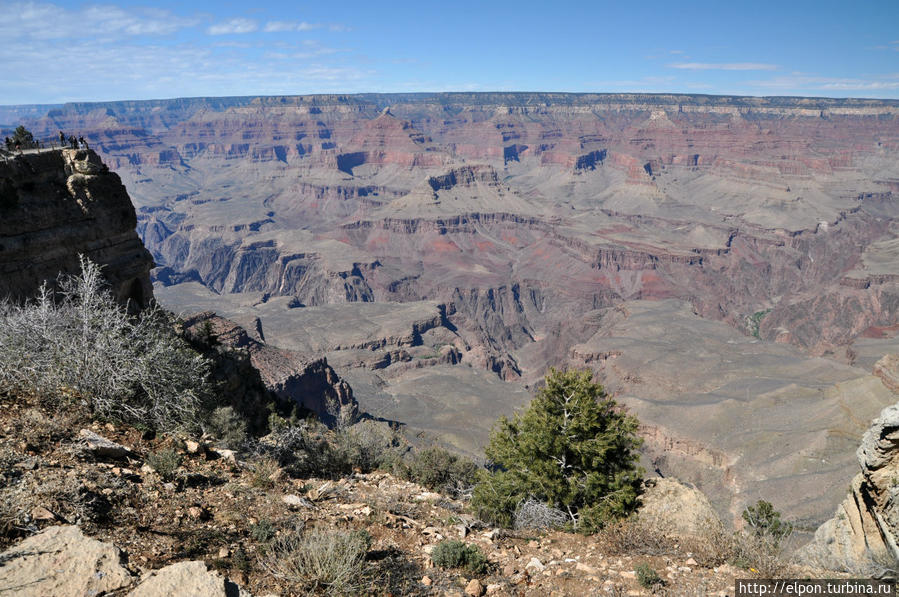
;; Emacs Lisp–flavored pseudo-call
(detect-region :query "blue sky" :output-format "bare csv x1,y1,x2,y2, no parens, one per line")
1,0,897,104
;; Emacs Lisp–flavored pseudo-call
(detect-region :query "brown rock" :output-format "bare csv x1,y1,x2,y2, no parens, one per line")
465,578,485,596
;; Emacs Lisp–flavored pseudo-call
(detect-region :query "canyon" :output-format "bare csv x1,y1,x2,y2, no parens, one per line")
6,92,899,530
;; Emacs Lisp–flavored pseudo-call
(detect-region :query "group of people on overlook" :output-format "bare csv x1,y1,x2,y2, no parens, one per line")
59,131,89,150
2,128,89,153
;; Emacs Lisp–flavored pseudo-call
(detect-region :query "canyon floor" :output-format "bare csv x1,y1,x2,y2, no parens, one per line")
9,92,899,530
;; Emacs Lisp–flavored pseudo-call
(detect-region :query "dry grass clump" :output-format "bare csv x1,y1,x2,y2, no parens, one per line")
729,531,793,577
265,524,371,594
0,484,27,540
396,445,478,499
249,456,281,489
146,448,183,482
596,516,680,556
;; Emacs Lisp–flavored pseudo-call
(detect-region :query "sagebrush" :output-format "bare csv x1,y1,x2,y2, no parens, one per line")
430,539,488,574
265,525,371,593
0,258,212,431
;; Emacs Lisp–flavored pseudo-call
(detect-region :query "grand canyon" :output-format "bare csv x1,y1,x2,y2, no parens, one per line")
5,92,899,536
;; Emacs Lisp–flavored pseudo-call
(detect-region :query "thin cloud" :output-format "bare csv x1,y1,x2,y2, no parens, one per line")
0,1,197,41
670,62,779,71
264,21,321,32
751,74,899,92
207,18,258,35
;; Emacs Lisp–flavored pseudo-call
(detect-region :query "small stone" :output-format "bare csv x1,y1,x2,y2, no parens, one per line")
619,570,636,579
31,506,56,520
212,448,236,463
576,562,597,574
502,563,517,576
525,557,544,572
282,494,313,508
78,429,131,460
486,584,503,595
685,557,698,566
510,572,527,585
218,546,230,558
185,440,201,454
421,575,433,586
465,578,484,596
187,506,204,519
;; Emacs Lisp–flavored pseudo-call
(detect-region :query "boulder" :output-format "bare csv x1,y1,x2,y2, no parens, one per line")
0,525,134,597
127,561,250,597
638,477,721,537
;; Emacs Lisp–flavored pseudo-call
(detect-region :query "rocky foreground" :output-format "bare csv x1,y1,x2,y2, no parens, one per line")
0,389,829,597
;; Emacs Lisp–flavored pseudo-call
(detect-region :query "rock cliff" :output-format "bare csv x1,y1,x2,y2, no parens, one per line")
0,148,153,308
801,354,899,572
181,312,358,423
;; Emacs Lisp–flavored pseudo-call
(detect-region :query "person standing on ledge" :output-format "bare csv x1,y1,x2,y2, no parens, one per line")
59,131,65,147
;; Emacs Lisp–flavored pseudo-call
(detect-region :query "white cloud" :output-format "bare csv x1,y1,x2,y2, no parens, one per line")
264,21,321,32
669,62,779,71
0,1,197,41
207,18,257,35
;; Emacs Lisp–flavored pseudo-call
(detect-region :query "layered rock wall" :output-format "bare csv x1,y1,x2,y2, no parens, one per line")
0,149,153,307
802,355,899,571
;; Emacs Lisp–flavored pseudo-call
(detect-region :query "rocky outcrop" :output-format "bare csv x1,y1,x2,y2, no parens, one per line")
0,525,134,597
638,478,721,538
801,359,899,571
127,561,251,597
0,525,251,597
182,312,358,422
0,148,153,308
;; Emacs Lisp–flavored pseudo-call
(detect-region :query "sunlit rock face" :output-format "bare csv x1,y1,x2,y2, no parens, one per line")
0,148,153,308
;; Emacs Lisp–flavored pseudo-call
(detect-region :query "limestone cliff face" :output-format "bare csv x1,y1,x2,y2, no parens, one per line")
0,149,153,307
801,354,899,571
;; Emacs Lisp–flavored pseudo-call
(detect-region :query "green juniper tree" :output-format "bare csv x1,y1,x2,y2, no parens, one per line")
472,368,644,532
11,126,34,148
742,500,792,546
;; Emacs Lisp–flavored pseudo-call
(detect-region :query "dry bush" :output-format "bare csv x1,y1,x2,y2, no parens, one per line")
0,258,212,432
249,456,282,489
682,518,734,568
398,444,478,498
596,516,680,556
265,525,371,594
0,484,27,540
514,498,568,531
730,531,792,578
